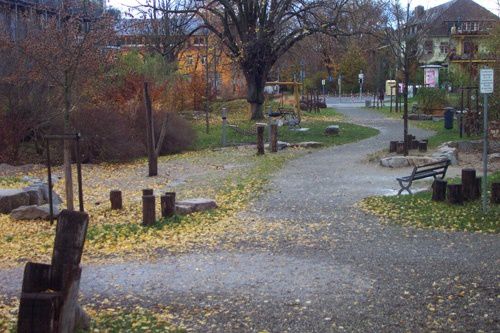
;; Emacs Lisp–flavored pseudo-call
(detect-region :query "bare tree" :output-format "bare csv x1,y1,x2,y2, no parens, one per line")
189,0,351,120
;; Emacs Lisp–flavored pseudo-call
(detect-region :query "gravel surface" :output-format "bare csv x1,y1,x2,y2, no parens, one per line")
1,104,498,332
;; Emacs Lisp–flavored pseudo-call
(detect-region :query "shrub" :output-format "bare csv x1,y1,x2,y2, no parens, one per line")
415,88,449,114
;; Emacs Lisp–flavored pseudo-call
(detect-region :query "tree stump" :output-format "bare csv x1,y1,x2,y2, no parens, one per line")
142,194,156,226
161,192,176,218
462,169,477,201
432,179,447,201
389,141,397,153
411,139,419,150
17,210,90,333
491,182,500,204
418,140,428,152
396,141,405,154
256,124,265,155
447,184,463,205
270,124,278,153
110,190,122,210
142,189,153,196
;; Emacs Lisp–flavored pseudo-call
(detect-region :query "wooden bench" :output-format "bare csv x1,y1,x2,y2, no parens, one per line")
397,159,451,195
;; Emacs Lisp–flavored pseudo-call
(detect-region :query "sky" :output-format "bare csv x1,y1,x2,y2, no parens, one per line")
107,0,499,18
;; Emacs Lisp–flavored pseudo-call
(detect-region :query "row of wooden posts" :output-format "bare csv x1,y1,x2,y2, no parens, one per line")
256,123,279,155
110,189,176,226
432,168,500,205
389,135,428,154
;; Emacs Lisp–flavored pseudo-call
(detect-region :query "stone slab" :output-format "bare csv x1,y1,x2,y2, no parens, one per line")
0,189,30,214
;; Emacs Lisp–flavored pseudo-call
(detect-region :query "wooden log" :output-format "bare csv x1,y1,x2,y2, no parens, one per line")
411,139,420,150
491,182,500,204
447,184,463,205
18,210,90,333
474,176,482,200
461,169,477,201
142,189,153,196
110,190,122,210
257,124,265,155
418,140,428,152
389,141,397,153
142,194,156,226
432,179,447,201
270,124,278,153
396,141,405,154
161,192,176,218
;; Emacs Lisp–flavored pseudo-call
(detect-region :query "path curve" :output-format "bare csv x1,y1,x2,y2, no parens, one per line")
1,105,498,332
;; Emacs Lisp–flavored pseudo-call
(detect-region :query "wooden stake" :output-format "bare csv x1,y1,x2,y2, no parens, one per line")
257,124,265,155
110,190,122,210
389,141,397,153
418,140,428,152
491,182,500,204
161,192,176,218
142,195,156,226
432,179,447,201
270,124,278,153
447,184,463,205
461,169,477,201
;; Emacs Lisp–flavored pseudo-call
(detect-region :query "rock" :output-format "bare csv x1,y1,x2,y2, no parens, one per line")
175,198,218,215
291,141,324,149
10,204,59,220
408,114,432,120
22,186,45,205
31,182,63,206
457,140,483,153
277,141,290,150
432,143,458,165
486,153,500,163
324,125,340,136
0,189,30,214
380,156,410,168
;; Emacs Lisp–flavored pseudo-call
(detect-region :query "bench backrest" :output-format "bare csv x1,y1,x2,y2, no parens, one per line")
411,159,450,177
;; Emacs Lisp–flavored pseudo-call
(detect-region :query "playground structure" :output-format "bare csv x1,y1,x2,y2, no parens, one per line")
301,89,326,113
264,81,302,128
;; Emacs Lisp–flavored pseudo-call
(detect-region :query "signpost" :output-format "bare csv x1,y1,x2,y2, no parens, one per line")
480,68,494,213
358,71,364,100
338,75,342,102
321,79,326,96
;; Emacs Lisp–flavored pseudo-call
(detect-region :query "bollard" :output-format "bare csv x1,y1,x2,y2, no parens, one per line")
110,190,122,210
221,107,228,147
161,192,176,218
270,124,278,153
257,124,265,155
142,194,156,226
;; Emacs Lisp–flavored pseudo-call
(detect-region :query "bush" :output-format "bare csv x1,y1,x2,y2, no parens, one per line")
415,88,448,114
157,113,196,154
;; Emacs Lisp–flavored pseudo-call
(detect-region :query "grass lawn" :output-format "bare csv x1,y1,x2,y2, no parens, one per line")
193,99,379,150
363,104,480,148
359,172,500,233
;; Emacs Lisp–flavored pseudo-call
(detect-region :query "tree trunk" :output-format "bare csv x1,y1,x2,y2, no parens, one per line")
245,70,267,120
256,124,265,155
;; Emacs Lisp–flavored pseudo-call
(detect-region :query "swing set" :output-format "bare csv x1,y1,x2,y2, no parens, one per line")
264,81,302,128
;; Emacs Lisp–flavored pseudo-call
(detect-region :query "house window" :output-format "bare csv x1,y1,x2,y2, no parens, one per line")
424,40,434,55
185,55,193,66
463,40,477,55
439,42,449,54
201,56,207,65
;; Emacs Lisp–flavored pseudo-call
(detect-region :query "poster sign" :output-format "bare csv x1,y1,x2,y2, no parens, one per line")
480,68,494,94
424,68,439,88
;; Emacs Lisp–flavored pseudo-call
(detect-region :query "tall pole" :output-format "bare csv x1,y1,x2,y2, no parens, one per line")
482,93,488,213
205,32,210,134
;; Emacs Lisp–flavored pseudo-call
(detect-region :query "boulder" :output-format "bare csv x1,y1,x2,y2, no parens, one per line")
486,153,500,163
0,189,30,214
31,182,63,206
277,141,290,150
10,204,60,220
175,198,218,215
324,125,340,136
380,156,410,168
291,141,324,149
432,143,458,165
23,186,45,205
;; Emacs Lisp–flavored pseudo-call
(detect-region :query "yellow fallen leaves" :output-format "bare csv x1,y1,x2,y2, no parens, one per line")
0,146,300,268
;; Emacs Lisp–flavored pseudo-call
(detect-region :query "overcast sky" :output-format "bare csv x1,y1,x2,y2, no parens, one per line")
107,0,499,18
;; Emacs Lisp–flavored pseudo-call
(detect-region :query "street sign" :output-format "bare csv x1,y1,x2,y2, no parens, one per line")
480,68,494,94
322,79,326,86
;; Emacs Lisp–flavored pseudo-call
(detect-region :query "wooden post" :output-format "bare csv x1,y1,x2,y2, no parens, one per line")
142,189,153,196
161,192,176,218
491,182,500,204
462,169,477,201
447,184,463,205
270,124,278,153
110,190,122,210
475,176,482,201
142,194,156,226
411,139,419,150
396,141,405,154
18,210,90,333
389,141,397,153
418,140,428,152
257,124,265,155
144,82,158,177
432,179,447,201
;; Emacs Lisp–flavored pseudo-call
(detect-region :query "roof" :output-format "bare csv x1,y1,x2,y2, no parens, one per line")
410,0,499,36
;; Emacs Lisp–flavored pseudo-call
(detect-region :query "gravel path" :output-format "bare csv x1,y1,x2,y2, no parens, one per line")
1,105,498,332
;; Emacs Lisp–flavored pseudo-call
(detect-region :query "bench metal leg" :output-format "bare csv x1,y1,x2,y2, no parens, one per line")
397,180,412,195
